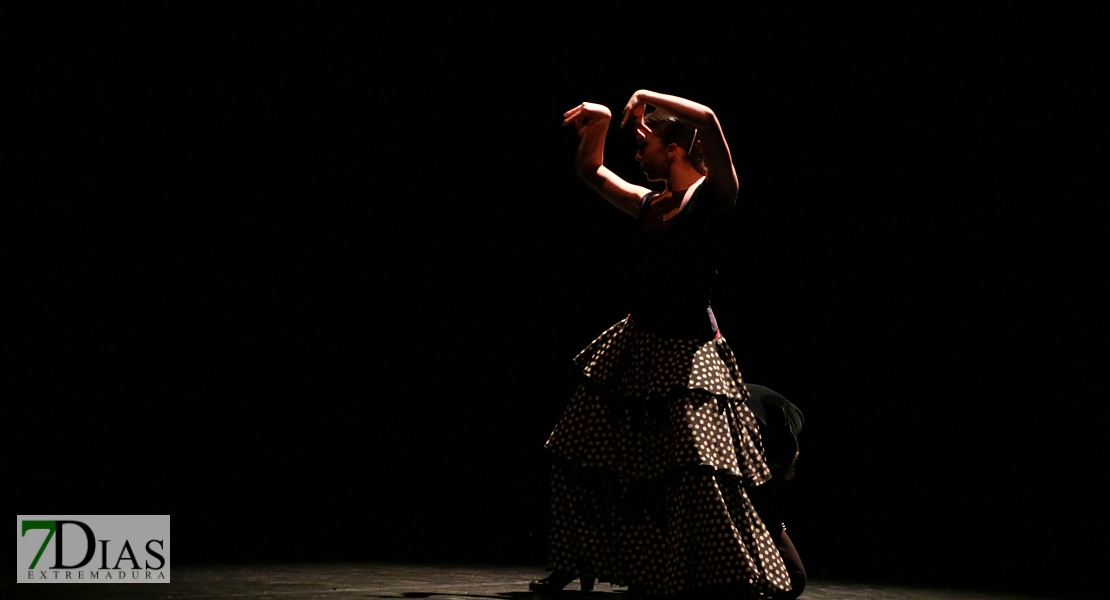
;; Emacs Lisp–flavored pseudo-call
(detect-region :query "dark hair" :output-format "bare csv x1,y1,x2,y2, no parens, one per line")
643,108,707,174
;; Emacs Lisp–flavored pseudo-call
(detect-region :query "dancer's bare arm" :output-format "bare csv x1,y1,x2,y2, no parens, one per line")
621,90,738,208
563,102,650,218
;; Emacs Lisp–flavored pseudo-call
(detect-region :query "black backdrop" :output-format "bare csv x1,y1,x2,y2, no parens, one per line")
8,3,1101,597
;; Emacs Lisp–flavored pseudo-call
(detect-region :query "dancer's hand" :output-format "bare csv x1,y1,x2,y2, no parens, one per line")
562,102,611,137
563,102,650,219
620,90,652,137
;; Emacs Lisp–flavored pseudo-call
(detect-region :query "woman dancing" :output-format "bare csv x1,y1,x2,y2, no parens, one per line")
530,91,792,598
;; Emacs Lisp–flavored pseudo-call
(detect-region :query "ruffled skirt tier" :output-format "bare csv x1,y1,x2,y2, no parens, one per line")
545,317,791,597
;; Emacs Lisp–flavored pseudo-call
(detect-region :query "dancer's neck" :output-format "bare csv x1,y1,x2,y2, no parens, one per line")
663,168,705,196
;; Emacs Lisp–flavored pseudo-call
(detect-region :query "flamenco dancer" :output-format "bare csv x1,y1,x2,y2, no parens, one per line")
531,90,793,598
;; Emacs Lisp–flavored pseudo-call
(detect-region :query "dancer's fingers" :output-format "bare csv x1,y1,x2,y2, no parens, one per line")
562,106,584,126
563,104,583,118
625,103,648,132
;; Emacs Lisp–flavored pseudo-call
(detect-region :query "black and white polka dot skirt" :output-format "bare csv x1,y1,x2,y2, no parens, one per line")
545,317,792,597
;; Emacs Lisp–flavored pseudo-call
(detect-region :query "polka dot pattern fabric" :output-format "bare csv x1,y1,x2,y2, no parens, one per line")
546,385,770,483
550,317,771,484
573,318,744,402
544,317,791,597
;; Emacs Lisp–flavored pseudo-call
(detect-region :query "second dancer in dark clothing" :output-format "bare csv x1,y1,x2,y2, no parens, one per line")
745,384,807,600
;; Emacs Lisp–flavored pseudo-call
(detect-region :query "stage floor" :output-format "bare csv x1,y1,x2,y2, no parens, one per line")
11,563,1057,599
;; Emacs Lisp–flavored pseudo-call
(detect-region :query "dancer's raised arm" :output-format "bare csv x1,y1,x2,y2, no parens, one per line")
563,102,651,218
621,90,738,205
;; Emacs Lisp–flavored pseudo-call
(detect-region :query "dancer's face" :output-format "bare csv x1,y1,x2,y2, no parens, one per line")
635,132,670,182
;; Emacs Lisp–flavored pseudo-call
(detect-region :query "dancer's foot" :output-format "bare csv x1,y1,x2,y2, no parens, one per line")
529,570,595,592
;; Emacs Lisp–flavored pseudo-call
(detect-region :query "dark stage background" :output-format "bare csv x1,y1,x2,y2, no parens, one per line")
7,3,1101,597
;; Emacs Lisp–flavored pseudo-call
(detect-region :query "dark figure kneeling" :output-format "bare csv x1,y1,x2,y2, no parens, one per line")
745,384,807,599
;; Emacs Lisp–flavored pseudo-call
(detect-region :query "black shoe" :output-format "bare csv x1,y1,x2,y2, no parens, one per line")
529,570,595,592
